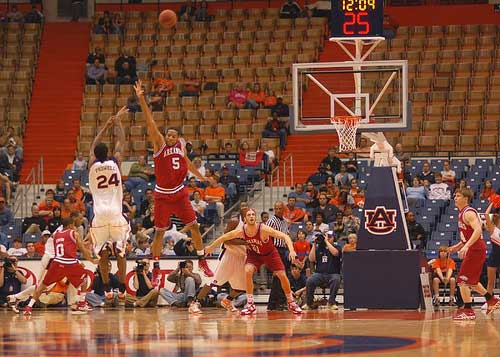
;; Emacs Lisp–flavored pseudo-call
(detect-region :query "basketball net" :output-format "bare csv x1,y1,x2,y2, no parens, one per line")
330,116,361,152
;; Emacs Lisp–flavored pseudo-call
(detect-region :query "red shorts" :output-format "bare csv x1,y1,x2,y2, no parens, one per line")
246,248,285,272
154,187,197,229
43,260,86,288
457,248,486,286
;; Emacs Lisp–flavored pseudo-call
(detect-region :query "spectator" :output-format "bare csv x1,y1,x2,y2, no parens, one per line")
148,85,166,112
116,61,138,85
47,207,62,233
60,199,73,219
394,143,410,165
111,13,124,34
289,264,307,307
313,212,329,234
142,204,155,230
271,96,290,118
115,49,137,74
314,193,339,224
38,195,59,222
247,83,265,109
0,145,21,182
178,0,196,21
53,180,67,203
293,229,311,268
186,177,205,200
6,5,23,22
331,212,346,240
7,238,27,257
22,205,47,234
0,173,13,204
228,83,250,109
219,166,239,204
160,260,202,308
174,237,197,257
0,127,23,160
303,233,341,310
431,246,457,306
480,180,495,200
187,157,206,181
304,221,317,243
283,197,307,223
34,230,51,255
204,175,226,223
342,233,358,252
134,233,151,257
0,197,13,227
153,72,173,97
406,177,426,207
125,259,159,308
334,164,354,187
355,137,371,158
320,146,342,176
345,152,358,174
260,211,270,223
280,0,302,19
289,183,313,210
428,173,451,200
139,189,154,218
86,47,105,65
185,141,199,161
179,72,201,97
194,0,210,22
24,5,44,23
262,112,287,150
264,91,278,109
417,162,435,184
0,256,26,306
162,238,177,256
324,176,339,202
70,179,85,203
222,142,235,154
259,141,276,172
86,263,121,307
406,211,426,249
86,59,106,85
25,242,40,258
342,206,360,234
123,192,137,220
441,160,456,188
191,191,207,221
304,181,319,209
67,190,85,215
383,14,399,40
126,156,153,192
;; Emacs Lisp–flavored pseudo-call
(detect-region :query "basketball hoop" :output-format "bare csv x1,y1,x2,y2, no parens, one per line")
330,116,361,152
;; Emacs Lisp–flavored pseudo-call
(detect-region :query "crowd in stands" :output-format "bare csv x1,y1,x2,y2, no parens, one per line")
0,5,43,24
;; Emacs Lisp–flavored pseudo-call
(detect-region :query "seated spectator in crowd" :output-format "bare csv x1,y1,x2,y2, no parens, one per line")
312,212,329,234
304,181,319,209
72,152,87,171
174,237,197,257
71,179,85,202
160,260,201,309
126,259,159,308
86,47,105,66
135,233,151,257
6,5,23,22
260,211,270,223
162,238,177,256
264,91,277,109
228,83,250,109
86,59,106,85
289,183,313,210
139,189,154,218
191,191,207,222
304,221,317,243
342,204,360,228
441,160,456,188
345,152,358,174
332,190,354,213
259,141,276,172
0,256,27,306
153,72,173,97
22,205,48,234
284,197,307,223
115,50,137,76
271,96,290,118
126,95,142,113
67,189,85,214
116,61,137,85
431,246,457,306
53,180,67,203
480,180,495,200
0,127,23,159
294,229,311,269
428,173,451,201
179,72,201,97
25,242,41,258
0,172,13,204
24,6,44,23
280,0,302,19
60,199,73,219
320,147,342,176
186,177,204,200
315,193,339,224
0,145,21,182
86,263,121,307
303,233,341,310
187,157,206,181
417,162,435,184
47,207,62,233
194,0,210,22
406,211,426,249
406,177,426,207
331,212,346,240
324,176,339,202
383,14,399,40
125,156,153,194
149,86,166,112
394,143,410,166
178,0,196,21
247,83,265,109
34,230,51,255
334,164,354,187
0,196,12,228
122,192,137,220
289,264,307,307
222,142,235,154
342,233,358,252
219,166,239,204
355,137,371,158
185,141,199,160
112,13,124,34
7,238,27,257
204,175,226,222
262,112,288,150
38,195,59,222
98,10,112,27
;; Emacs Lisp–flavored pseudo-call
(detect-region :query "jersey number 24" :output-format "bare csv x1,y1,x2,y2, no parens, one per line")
97,173,120,189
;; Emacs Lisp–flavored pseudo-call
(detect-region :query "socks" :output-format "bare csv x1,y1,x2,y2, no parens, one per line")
484,292,493,301
247,294,254,305
77,290,86,303
197,250,205,257
103,283,110,293
285,293,293,303
226,295,234,301
27,298,35,308
153,256,160,262
464,302,472,309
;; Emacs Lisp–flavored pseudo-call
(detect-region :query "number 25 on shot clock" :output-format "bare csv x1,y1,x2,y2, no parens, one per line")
330,0,384,38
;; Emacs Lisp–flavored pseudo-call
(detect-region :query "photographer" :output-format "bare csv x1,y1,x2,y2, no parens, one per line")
303,233,341,310
86,262,121,308
173,237,197,257
0,256,27,306
125,259,159,308
160,260,201,311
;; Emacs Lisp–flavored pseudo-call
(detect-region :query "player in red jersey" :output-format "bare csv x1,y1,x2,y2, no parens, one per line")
206,209,302,315
448,188,500,320
134,80,214,284
23,217,97,316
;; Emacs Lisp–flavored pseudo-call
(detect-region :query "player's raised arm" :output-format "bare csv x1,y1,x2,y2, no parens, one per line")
89,115,115,166
205,228,243,255
261,225,297,261
134,80,165,152
484,203,496,235
184,151,207,181
113,106,129,164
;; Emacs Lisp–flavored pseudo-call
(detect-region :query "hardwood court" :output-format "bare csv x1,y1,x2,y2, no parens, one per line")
1,307,499,356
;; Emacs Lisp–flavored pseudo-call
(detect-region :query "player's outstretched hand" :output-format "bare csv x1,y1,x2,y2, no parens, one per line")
134,80,144,97
458,246,468,260
288,251,297,262
204,244,214,256
115,105,129,119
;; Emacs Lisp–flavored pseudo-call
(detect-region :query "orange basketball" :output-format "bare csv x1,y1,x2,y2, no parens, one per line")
159,9,177,29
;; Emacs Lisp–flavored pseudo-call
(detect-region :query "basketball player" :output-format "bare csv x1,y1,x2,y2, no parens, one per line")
23,217,96,316
88,107,129,298
205,209,302,315
448,188,500,320
481,202,500,310
193,206,249,314
134,80,213,281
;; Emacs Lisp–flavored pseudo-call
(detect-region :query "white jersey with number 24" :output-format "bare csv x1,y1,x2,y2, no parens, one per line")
89,159,123,219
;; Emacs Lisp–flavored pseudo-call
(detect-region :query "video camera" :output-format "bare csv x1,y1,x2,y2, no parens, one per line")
3,257,17,269
314,233,326,247
135,260,146,273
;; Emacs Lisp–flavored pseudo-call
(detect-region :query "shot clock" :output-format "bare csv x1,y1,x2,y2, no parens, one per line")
330,0,384,38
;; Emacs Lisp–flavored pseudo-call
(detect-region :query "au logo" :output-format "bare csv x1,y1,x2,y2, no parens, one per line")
364,206,397,235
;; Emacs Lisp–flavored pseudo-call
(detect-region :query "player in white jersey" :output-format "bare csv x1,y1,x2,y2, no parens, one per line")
88,106,129,297
481,202,500,310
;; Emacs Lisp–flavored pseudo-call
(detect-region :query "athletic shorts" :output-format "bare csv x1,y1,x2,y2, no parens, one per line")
42,260,86,288
457,248,486,286
90,214,130,257
246,248,285,272
487,245,500,268
213,246,246,291
154,187,197,229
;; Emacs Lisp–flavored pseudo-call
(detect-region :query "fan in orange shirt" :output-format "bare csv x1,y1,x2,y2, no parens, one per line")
283,197,307,223
431,246,457,306
293,229,311,269
186,177,205,200
204,175,225,222
247,83,266,109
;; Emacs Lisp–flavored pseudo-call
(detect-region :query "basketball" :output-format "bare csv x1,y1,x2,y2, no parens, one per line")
158,9,177,29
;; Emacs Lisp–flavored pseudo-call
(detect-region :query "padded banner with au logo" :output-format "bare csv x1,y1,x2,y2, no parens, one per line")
357,167,411,250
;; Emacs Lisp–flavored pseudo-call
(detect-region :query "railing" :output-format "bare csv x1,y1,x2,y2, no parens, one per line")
13,156,44,217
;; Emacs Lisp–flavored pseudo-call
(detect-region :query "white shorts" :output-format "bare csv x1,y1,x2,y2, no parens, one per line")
90,214,130,257
212,246,246,291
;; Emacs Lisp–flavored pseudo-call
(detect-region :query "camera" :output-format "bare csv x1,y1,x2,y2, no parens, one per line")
135,260,145,273
3,257,15,269
179,261,187,269
314,233,326,246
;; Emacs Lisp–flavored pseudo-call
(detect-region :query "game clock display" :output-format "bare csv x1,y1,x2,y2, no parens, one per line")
330,0,384,38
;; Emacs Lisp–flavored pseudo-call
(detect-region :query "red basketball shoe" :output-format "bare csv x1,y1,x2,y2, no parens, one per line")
198,258,214,277
240,303,256,316
23,306,32,317
152,261,162,288
453,308,476,321
486,296,500,316
221,298,238,312
288,300,303,314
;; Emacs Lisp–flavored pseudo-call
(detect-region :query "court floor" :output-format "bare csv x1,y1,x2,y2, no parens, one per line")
1,307,499,356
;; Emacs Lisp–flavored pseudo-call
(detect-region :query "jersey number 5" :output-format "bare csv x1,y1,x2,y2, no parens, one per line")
172,157,180,170
97,173,120,189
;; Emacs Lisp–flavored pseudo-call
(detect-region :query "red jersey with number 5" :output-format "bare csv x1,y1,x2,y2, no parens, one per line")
52,229,79,264
458,205,486,251
153,140,187,195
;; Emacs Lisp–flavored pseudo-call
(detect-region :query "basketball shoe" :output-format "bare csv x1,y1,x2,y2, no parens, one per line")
221,298,238,312
198,258,214,277
71,301,94,314
7,295,20,313
287,301,303,314
240,303,257,316
452,308,476,321
485,296,500,316
152,261,162,288
188,301,202,314
23,306,32,317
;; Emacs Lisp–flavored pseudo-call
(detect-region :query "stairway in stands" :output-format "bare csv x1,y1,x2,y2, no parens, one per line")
282,40,354,184
21,23,90,183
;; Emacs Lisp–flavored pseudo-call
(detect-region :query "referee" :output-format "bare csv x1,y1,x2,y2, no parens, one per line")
266,200,291,310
